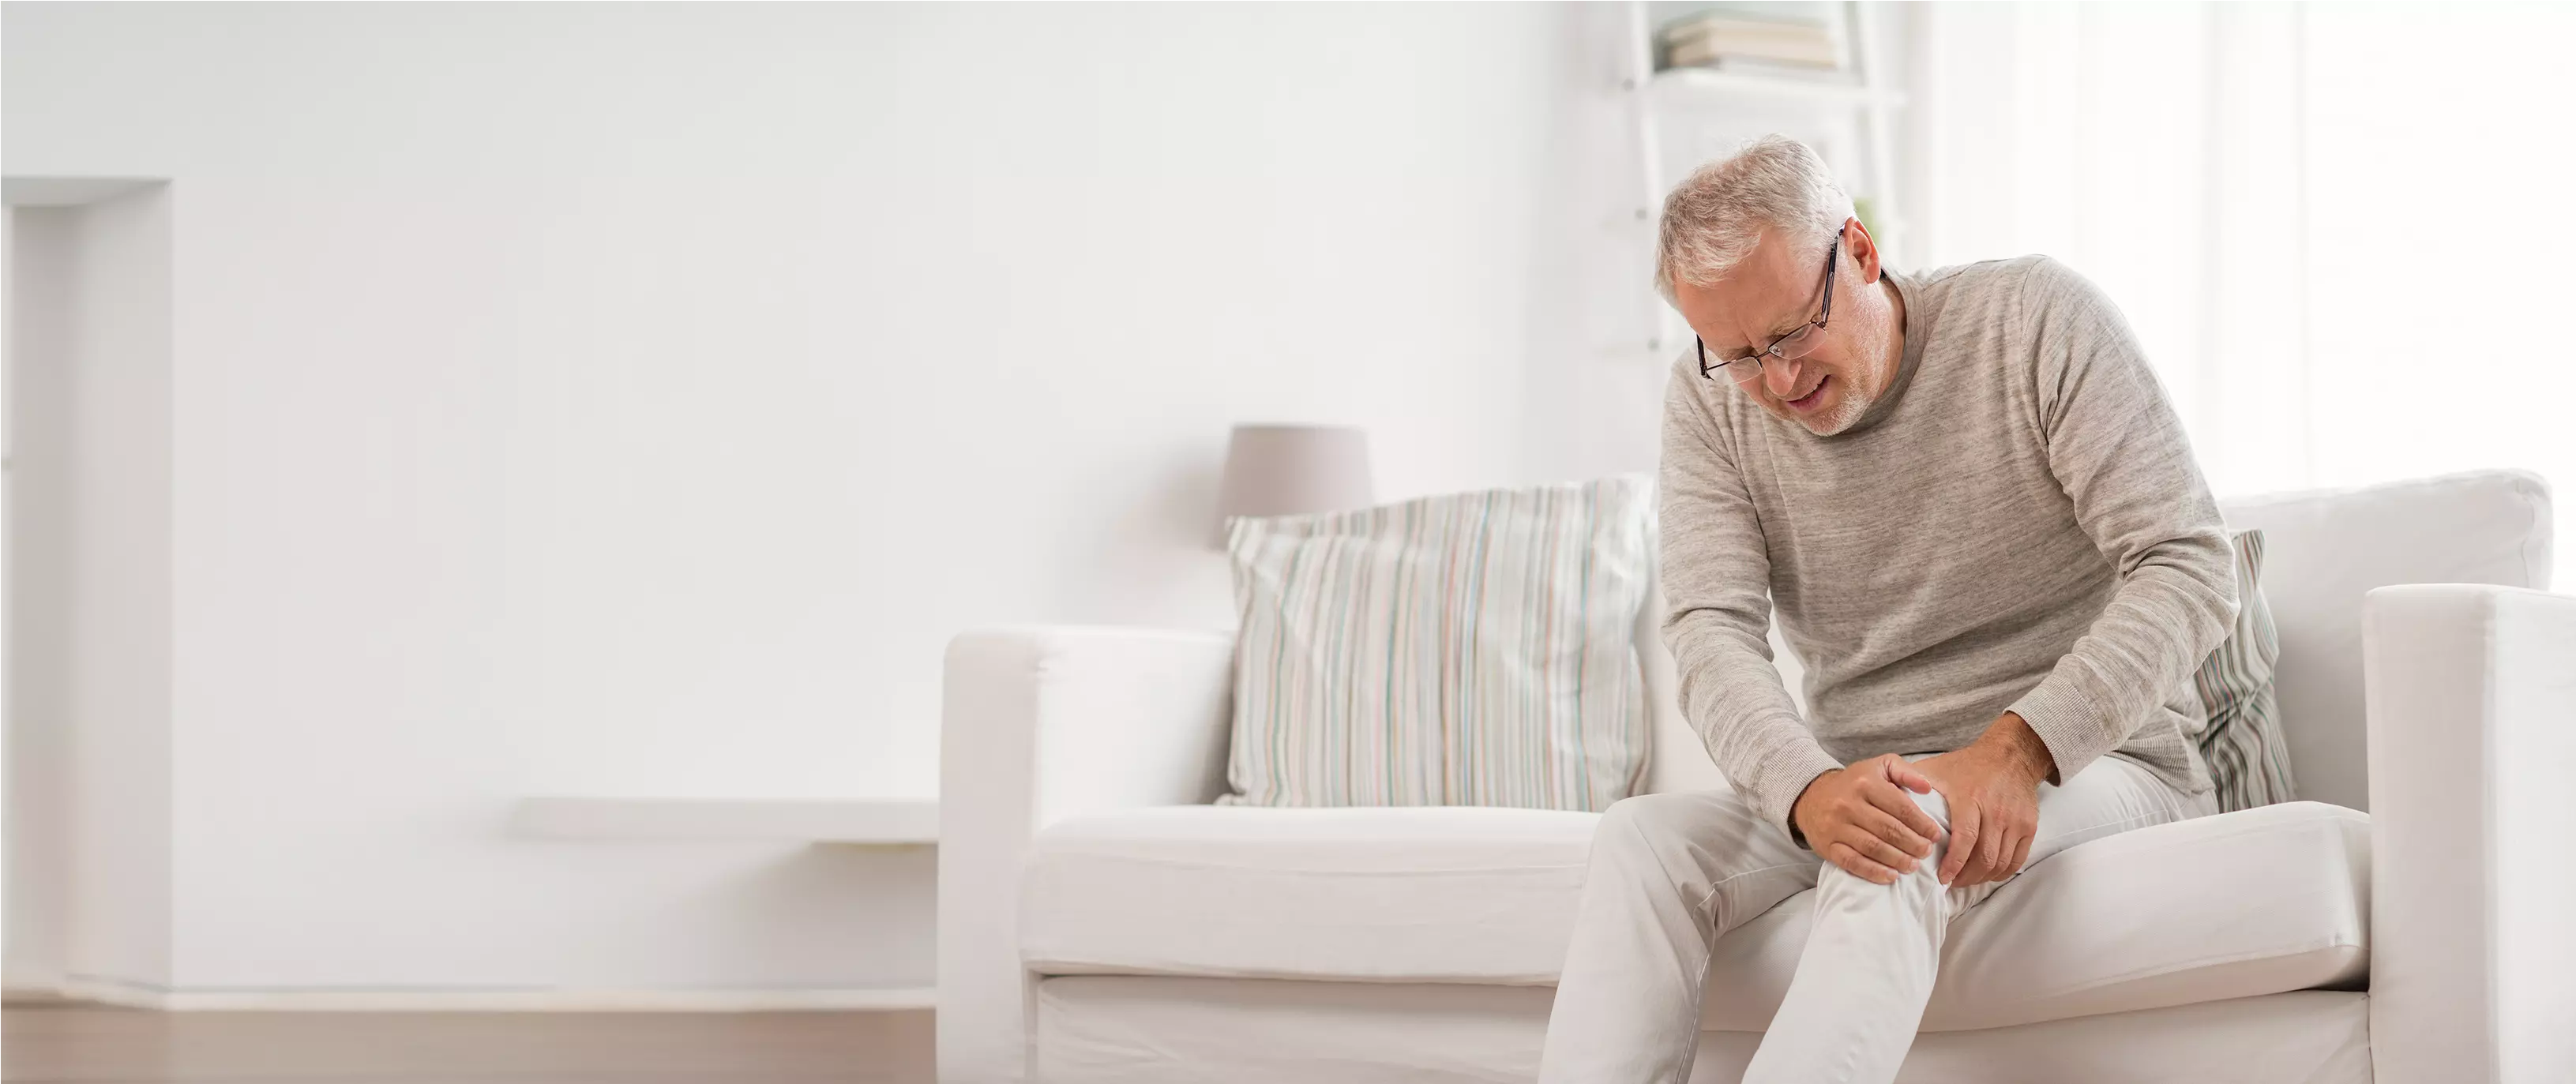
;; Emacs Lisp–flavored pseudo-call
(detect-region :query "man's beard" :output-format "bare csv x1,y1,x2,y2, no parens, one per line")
1804,375,1873,435
1803,301,1890,436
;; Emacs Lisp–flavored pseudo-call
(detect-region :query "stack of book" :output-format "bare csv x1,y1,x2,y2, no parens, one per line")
1655,9,1843,76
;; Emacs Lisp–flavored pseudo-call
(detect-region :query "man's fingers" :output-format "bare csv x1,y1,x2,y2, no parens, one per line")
1860,782,1945,845
1951,847,1985,887
1879,756,1935,795
1857,806,1935,861
1844,831,1919,876
1968,813,2030,880
2004,830,2033,880
1966,818,2010,887
1958,813,2019,880
1938,804,1979,885
1824,841,1902,886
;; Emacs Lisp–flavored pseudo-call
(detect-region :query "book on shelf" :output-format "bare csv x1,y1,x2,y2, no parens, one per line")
1657,12,1841,69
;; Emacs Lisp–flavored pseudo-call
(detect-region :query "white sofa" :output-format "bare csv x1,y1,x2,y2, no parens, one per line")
938,470,2569,1084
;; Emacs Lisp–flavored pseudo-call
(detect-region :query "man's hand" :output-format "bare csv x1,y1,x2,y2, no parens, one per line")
1909,711,2055,887
1789,755,1947,885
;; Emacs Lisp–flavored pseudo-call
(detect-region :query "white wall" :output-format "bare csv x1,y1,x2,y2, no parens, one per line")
2,2,1639,996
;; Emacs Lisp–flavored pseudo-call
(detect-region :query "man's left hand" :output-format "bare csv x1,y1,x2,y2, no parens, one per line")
1909,712,2055,887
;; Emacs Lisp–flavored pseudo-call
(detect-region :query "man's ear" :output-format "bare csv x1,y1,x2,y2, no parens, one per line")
1845,216,1884,285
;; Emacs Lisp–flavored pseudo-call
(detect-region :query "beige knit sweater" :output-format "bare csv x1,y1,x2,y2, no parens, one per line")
1658,254,2238,838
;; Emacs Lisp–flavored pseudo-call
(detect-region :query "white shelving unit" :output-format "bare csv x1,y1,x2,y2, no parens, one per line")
1624,1,1908,355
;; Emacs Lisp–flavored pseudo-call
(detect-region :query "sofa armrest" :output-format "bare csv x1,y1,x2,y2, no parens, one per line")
935,625,1236,1083
2364,583,2576,1084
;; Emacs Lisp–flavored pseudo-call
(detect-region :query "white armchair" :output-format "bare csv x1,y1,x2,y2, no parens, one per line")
939,470,2566,1084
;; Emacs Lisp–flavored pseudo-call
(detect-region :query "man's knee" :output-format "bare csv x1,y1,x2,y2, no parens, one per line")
1906,786,1953,831
1814,786,1955,891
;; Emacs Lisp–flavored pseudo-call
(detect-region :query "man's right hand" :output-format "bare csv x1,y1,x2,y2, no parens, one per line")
1789,755,1947,885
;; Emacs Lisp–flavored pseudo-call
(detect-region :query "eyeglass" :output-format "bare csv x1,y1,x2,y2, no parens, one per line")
1697,234,1839,385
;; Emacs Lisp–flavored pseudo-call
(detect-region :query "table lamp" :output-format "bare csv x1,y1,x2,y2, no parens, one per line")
1212,424,1375,549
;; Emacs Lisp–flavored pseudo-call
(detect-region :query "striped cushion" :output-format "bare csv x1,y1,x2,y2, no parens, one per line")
2194,527,2296,812
1218,474,1654,812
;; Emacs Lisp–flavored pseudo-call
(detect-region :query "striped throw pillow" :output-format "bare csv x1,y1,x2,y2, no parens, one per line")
2195,527,2296,812
1218,473,1654,812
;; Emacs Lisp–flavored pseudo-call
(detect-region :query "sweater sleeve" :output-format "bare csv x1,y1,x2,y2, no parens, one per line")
2003,259,2240,785
1657,361,1844,842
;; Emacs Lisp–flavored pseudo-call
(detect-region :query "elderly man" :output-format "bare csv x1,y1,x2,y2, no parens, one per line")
1535,135,2240,1083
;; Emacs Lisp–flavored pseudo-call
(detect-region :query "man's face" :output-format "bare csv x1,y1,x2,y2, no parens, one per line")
1673,223,1887,437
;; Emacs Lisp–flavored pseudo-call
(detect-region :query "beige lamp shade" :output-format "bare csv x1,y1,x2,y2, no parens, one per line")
1213,424,1375,548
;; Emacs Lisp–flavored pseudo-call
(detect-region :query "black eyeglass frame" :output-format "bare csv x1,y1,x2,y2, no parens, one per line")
1696,234,1841,383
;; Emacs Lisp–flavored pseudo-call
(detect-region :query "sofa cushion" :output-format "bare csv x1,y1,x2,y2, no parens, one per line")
1220,473,1656,812
1699,801,2369,1031
1021,801,2369,1033
2195,527,2296,812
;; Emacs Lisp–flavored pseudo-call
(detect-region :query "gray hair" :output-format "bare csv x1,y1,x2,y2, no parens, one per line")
1654,134,1855,309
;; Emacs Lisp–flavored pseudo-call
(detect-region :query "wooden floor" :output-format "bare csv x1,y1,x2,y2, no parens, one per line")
2,1002,934,1083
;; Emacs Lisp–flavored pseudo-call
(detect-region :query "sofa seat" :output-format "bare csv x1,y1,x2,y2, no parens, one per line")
1020,800,2371,1033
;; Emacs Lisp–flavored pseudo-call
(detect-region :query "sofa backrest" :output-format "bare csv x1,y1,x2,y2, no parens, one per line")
1637,469,2554,812
2209,470,2551,809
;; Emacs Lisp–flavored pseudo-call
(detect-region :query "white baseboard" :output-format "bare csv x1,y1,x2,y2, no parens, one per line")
32,975,933,1012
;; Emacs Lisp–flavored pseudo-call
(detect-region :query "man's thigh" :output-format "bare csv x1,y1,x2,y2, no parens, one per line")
2026,753,2214,862
1936,753,2210,913
1604,787,1822,933
1893,750,2208,865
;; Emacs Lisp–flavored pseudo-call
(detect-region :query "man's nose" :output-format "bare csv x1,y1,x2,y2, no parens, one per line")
1762,356,1804,398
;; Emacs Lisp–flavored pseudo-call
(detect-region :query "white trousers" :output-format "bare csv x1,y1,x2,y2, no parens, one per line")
1536,753,2214,1084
